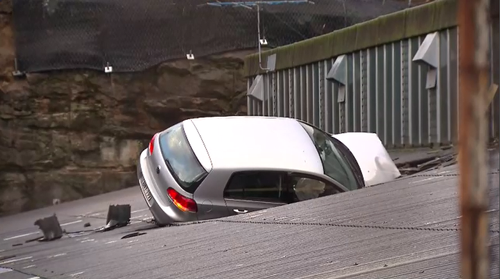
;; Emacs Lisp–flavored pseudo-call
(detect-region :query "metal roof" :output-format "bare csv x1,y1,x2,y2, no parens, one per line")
0,151,498,279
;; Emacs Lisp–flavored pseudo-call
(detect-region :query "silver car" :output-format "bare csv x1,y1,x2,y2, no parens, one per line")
137,116,365,226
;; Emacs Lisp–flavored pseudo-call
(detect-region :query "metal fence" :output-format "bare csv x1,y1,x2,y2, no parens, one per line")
246,26,499,148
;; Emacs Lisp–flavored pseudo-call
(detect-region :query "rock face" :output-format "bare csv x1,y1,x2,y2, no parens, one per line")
0,0,249,216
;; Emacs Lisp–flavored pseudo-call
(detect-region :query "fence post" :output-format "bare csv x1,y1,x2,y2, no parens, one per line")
458,0,491,279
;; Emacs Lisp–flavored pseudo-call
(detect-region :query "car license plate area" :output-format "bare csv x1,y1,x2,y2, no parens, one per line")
139,176,153,204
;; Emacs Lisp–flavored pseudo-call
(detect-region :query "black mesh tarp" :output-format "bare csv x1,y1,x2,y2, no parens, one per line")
12,0,409,73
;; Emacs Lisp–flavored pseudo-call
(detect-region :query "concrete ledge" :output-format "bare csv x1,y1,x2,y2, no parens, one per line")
244,0,457,77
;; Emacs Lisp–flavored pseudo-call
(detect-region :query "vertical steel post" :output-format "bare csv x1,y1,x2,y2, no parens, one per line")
458,0,491,279
497,2,500,231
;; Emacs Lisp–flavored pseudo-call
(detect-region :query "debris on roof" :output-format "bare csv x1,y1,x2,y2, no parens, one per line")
390,146,457,176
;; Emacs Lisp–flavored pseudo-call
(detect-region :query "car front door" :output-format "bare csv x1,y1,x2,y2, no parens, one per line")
223,171,288,216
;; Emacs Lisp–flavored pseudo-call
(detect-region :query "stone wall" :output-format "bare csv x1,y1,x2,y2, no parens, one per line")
0,0,249,216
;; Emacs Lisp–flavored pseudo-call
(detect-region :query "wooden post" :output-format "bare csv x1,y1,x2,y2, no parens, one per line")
458,0,491,278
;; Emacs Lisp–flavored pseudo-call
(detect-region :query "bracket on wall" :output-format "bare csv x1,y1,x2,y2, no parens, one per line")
326,55,347,103
104,62,113,73
413,32,439,90
266,54,277,72
11,58,26,78
247,75,265,102
186,50,195,60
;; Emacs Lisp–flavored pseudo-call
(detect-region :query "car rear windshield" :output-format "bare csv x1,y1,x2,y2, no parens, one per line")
158,123,207,194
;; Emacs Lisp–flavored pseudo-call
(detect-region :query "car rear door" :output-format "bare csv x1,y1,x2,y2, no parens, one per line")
223,171,288,216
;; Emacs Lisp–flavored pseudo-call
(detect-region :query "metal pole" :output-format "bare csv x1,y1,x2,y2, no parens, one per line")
458,0,491,278
257,4,269,71
497,0,500,271
257,3,263,67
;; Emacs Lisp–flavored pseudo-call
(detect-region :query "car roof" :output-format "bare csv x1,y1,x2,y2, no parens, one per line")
187,116,324,173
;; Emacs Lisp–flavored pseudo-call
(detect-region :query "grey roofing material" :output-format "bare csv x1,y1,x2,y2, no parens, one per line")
0,151,498,279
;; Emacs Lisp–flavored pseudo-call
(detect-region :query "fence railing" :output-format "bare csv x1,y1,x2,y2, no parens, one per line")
244,0,499,148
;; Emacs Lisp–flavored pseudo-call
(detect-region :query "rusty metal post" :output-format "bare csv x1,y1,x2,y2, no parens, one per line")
458,0,491,278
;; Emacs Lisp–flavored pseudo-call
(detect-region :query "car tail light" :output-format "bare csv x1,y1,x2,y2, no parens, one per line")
149,133,157,155
167,188,198,213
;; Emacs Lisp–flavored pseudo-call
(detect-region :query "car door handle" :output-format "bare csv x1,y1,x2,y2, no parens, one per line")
233,209,248,214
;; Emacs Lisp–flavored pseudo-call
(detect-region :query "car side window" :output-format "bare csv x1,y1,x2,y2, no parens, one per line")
224,171,286,203
286,174,341,203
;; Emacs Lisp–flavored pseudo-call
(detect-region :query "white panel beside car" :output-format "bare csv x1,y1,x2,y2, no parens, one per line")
332,132,401,187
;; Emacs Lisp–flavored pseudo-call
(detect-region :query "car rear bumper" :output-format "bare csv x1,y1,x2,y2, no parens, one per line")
137,149,198,225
